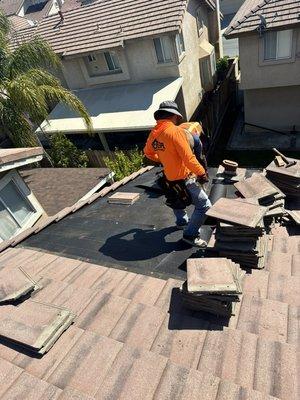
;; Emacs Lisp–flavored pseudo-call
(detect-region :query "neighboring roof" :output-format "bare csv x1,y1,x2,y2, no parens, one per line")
38,78,183,134
0,166,298,399
24,0,53,22
8,15,34,31
19,167,112,216
0,147,43,171
0,0,23,16
225,0,300,38
12,0,189,56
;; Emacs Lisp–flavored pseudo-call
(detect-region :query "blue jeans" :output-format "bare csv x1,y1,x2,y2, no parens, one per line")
173,178,211,237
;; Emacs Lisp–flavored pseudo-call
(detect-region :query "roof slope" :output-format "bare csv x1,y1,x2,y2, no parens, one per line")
0,0,23,16
20,167,111,216
11,0,188,56
225,0,300,38
0,220,298,399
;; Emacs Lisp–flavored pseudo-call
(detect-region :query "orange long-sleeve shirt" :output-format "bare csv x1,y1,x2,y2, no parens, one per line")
144,120,206,181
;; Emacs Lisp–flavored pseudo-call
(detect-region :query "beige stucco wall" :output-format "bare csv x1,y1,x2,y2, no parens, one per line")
239,28,300,90
178,0,217,119
244,85,300,132
60,0,217,121
61,38,180,90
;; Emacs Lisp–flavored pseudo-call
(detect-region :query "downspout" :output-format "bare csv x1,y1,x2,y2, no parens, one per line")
215,0,223,58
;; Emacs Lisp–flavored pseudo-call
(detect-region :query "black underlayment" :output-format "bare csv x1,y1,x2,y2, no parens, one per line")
20,167,253,280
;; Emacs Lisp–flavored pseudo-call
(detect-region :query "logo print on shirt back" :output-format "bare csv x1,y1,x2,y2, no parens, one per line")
152,139,165,151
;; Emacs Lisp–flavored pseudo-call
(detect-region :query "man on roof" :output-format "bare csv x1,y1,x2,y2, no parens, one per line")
144,101,211,248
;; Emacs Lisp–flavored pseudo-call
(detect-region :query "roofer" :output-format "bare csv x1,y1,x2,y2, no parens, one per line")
144,101,211,248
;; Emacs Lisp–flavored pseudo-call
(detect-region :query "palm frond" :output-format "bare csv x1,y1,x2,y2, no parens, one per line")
0,12,10,37
7,37,61,79
6,76,49,122
40,85,93,132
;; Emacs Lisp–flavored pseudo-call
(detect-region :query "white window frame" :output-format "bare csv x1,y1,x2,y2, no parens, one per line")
104,51,122,72
264,29,293,61
175,32,186,60
200,50,216,91
0,170,43,242
153,36,174,64
197,8,204,36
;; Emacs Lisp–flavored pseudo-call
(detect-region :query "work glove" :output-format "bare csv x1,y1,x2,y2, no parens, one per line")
197,174,209,184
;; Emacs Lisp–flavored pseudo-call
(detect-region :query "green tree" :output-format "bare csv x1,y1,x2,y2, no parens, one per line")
49,132,89,167
104,148,145,181
0,12,92,150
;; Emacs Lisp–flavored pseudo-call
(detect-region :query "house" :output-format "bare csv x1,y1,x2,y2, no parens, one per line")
225,0,300,135
0,147,112,242
11,0,222,150
0,0,63,26
0,164,299,399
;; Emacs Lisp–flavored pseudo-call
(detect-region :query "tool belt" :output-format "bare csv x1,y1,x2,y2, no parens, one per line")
157,173,192,210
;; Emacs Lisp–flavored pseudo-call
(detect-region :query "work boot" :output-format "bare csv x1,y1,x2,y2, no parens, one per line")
182,235,207,248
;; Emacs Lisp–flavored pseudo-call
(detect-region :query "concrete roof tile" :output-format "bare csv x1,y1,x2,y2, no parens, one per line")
110,302,165,350
47,331,123,396
95,346,167,400
254,338,298,399
75,292,131,336
1,371,62,399
150,313,208,369
12,1,188,55
118,274,167,306
0,358,23,398
234,295,289,343
64,261,107,288
225,0,300,38
59,387,95,400
13,326,84,380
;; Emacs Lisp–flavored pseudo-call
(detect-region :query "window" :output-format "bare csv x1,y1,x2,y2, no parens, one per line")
264,29,293,60
175,33,185,58
154,36,173,63
84,52,122,77
210,50,216,75
197,9,204,35
200,58,211,89
0,179,35,241
200,50,216,89
104,52,121,71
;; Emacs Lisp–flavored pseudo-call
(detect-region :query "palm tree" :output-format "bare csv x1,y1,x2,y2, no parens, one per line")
0,12,92,152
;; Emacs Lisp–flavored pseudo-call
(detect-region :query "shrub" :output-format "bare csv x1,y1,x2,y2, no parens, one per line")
104,147,145,181
49,132,89,167
216,56,230,80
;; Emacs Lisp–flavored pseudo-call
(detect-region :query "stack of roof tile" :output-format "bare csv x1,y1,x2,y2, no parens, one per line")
234,173,286,218
206,198,268,269
266,158,300,197
0,267,42,304
180,258,245,317
0,300,75,355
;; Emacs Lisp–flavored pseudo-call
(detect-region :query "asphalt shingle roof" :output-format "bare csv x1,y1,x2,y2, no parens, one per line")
20,167,111,216
225,0,300,38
